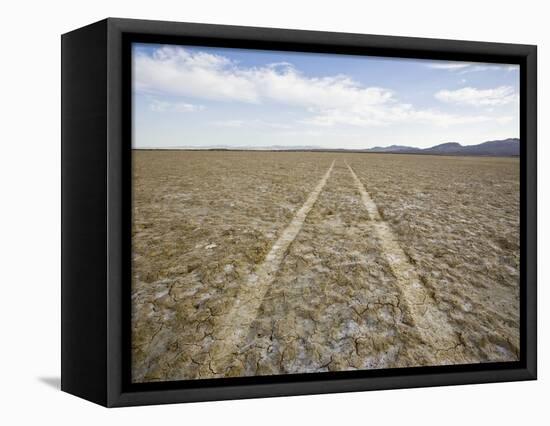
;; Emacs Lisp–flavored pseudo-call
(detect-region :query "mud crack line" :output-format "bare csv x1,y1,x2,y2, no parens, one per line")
208,160,336,372
346,162,459,353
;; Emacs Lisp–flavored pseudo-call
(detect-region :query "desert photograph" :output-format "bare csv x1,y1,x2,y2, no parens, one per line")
130,44,520,382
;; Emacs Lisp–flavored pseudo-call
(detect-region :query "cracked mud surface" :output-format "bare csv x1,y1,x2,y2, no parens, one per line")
131,151,333,381
347,154,520,363
229,162,433,375
132,151,520,383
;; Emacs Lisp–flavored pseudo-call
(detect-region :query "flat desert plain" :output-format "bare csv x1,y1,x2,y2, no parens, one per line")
131,150,520,383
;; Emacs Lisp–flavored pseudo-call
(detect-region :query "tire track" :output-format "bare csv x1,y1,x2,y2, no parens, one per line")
236,162,416,374
208,160,336,373
346,162,460,354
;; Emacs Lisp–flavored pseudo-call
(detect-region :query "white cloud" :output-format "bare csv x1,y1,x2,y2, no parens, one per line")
302,105,496,128
149,99,204,112
460,65,501,74
135,46,393,108
428,63,471,70
435,86,518,107
136,47,259,103
135,46,511,128
427,62,504,74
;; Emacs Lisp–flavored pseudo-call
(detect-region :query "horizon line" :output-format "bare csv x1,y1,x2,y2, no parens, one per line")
133,137,520,151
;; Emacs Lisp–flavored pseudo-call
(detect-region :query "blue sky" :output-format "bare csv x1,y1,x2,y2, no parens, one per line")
132,43,519,149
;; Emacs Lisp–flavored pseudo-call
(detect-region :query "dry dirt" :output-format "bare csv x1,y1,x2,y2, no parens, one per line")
131,150,519,383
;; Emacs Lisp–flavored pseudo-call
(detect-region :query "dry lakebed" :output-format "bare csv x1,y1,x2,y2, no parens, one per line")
131,150,520,382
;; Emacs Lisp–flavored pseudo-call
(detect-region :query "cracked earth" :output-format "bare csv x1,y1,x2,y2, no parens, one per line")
131,151,519,382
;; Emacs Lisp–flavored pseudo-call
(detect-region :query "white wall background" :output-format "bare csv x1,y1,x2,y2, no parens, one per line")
0,0,546,423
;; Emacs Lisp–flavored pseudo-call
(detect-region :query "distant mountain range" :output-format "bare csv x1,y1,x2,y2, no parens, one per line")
137,138,519,157
365,138,519,156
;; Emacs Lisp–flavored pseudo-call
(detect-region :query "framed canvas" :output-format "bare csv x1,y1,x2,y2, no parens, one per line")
61,18,537,407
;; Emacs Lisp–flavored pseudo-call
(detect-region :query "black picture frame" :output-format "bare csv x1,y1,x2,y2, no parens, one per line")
61,17,537,407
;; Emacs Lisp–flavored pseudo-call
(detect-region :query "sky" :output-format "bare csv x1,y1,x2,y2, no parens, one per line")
132,43,519,150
